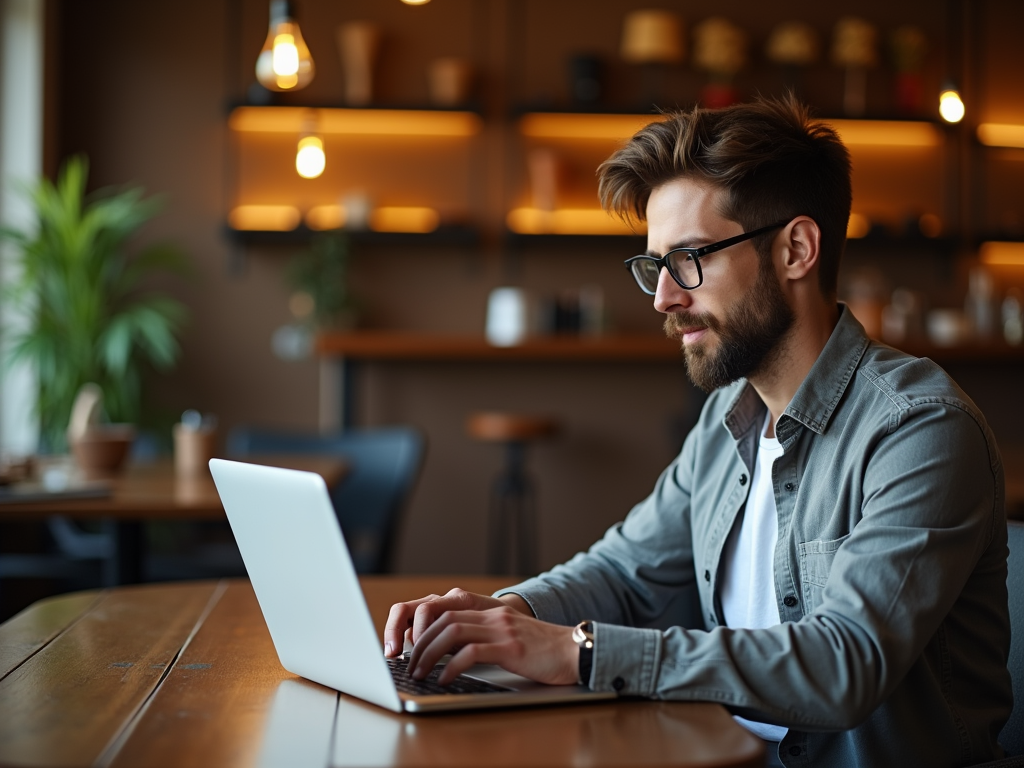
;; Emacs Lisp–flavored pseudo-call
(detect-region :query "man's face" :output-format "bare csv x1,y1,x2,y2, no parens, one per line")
646,177,794,392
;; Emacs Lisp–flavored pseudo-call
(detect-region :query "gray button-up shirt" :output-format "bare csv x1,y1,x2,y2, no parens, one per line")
499,306,1011,768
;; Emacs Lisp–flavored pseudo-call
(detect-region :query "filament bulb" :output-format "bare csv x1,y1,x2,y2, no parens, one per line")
939,88,965,124
256,1,314,91
296,135,326,179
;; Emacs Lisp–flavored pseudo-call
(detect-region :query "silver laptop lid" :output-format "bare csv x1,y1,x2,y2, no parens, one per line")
209,458,402,712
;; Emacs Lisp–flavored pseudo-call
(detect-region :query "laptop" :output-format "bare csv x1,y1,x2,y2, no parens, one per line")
209,458,616,713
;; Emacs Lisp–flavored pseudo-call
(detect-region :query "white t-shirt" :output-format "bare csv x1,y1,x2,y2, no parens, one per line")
718,412,788,743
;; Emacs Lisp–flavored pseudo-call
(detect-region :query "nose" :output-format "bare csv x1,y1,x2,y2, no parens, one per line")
653,266,693,314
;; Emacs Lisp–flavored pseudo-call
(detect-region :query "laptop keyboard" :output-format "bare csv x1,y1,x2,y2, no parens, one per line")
387,656,511,696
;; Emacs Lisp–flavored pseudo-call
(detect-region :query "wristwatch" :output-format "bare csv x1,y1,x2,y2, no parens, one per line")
572,620,595,686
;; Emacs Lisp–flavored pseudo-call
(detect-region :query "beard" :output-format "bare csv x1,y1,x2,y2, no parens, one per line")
664,258,795,392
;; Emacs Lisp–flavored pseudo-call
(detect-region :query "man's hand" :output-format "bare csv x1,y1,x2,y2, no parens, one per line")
383,588,579,686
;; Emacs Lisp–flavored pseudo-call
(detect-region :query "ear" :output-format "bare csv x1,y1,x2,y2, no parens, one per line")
776,216,821,284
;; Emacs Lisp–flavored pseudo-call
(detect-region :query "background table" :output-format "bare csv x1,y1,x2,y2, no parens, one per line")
0,457,346,584
0,577,764,768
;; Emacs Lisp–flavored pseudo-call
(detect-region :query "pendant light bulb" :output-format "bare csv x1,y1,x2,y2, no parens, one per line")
939,86,965,124
296,135,326,179
256,1,315,92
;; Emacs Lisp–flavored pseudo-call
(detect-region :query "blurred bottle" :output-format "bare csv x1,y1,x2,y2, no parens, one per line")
881,288,922,344
1003,289,1023,346
578,284,605,337
964,267,995,340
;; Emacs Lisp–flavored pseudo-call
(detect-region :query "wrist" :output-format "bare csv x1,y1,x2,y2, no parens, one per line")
498,593,534,617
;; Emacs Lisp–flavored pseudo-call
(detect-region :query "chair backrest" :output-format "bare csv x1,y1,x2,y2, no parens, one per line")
1001,521,1024,755
226,426,426,574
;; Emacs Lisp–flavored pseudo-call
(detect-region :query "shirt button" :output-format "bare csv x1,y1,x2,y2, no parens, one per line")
704,570,711,582
739,474,748,486
783,595,798,607
789,746,802,757
612,677,625,691
708,612,716,624
784,482,795,492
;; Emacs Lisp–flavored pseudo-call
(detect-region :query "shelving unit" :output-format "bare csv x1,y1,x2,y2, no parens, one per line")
509,109,955,243
225,104,484,251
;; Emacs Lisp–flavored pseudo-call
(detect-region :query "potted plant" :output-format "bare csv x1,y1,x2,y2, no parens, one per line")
286,231,358,331
0,155,188,453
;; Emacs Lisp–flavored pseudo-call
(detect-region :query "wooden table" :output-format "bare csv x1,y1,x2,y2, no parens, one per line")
0,457,346,584
0,577,764,768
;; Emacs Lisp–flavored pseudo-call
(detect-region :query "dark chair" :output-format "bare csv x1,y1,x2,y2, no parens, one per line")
227,425,425,574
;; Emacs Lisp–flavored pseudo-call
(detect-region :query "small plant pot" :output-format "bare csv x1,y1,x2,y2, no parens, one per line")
70,425,136,479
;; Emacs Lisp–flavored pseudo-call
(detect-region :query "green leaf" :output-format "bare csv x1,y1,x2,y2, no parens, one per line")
0,154,190,450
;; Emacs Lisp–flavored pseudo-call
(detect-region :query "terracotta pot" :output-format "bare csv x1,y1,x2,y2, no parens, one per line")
70,424,136,479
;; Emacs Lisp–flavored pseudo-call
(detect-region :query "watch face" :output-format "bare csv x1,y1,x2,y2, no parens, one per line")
573,621,595,648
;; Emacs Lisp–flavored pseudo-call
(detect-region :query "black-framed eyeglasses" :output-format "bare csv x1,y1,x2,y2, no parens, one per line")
624,220,790,295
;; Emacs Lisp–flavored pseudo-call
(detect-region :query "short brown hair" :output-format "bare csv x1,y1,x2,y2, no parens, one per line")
597,95,851,297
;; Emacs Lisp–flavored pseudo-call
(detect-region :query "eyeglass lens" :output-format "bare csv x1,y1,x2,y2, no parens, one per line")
630,251,700,293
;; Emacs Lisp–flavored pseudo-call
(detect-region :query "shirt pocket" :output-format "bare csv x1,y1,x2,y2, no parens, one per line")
797,535,850,612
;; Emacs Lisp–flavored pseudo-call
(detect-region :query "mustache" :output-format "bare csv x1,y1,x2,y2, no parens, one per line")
663,311,720,336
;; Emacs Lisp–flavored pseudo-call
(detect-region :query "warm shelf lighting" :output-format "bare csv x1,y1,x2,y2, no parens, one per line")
229,107,482,137
370,207,440,233
519,113,664,141
846,213,870,239
401,0,431,4
938,88,965,124
826,119,942,147
306,205,345,230
977,123,1024,149
507,208,642,236
255,1,315,92
295,135,326,178
229,205,301,231
980,241,1024,267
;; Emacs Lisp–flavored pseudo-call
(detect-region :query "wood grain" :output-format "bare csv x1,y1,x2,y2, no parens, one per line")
0,578,766,768
106,580,334,768
332,695,765,768
0,589,102,680
0,581,219,768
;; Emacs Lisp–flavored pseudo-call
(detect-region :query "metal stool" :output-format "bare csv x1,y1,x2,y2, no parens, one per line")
467,412,558,576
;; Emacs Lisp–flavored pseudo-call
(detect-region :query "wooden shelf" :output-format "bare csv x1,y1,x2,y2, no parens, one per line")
516,110,946,147
229,105,483,137
225,225,479,247
504,231,645,247
315,332,683,362
314,330,1024,366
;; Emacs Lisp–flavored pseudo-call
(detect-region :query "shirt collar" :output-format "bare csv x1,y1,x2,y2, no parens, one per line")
723,304,869,443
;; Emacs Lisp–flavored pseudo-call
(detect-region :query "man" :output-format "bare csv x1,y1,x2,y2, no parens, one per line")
385,96,1011,767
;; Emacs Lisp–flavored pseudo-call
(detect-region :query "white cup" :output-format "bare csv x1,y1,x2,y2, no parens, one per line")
486,287,528,347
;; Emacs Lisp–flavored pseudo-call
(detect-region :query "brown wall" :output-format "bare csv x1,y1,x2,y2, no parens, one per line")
54,0,1024,574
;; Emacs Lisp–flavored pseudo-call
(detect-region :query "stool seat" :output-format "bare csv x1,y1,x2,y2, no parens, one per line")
467,412,558,443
